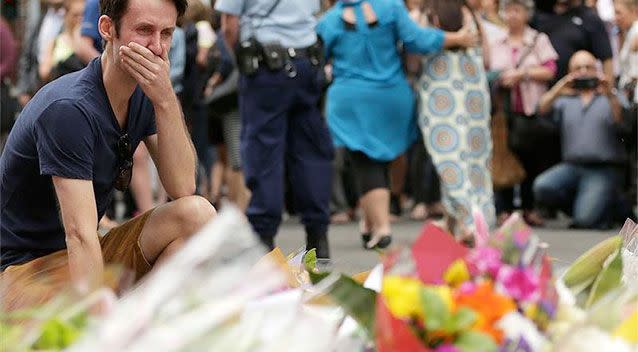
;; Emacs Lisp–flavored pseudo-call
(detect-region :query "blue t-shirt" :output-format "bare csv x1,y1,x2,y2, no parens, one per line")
0,58,156,271
80,0,102,52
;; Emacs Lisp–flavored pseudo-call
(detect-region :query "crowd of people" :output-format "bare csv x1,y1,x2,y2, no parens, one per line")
0,0,636,302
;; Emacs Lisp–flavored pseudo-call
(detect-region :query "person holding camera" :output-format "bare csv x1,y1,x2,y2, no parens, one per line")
533,50,629,229
215,0,333,259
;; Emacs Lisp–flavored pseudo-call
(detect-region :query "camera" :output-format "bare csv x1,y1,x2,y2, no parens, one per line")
572,76,599,90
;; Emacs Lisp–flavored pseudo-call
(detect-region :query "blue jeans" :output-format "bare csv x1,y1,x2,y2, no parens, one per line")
533,163,623,229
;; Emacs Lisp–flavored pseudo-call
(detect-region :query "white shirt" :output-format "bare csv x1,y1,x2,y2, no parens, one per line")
37,7,65,64
619,21,638,103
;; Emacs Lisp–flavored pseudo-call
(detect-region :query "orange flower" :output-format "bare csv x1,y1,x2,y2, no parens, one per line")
455,281,516,343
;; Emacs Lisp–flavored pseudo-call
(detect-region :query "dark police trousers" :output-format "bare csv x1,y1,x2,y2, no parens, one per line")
239,57,334,242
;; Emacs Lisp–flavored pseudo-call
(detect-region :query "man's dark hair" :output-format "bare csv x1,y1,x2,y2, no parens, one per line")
100,0,188,33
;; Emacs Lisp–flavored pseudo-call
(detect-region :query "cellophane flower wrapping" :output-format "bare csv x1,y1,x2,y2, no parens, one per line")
68,207,293,351
621,219,638,284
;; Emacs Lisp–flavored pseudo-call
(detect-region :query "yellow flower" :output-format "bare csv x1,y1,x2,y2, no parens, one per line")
524,304,538,320
443,259,470,287
382,276,426,321
614,309,638,343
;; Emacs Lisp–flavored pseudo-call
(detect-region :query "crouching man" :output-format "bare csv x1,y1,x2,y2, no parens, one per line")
0,0,215,309
533,50,629,229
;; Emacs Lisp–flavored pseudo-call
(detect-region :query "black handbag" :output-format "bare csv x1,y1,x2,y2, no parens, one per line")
504,87,559,155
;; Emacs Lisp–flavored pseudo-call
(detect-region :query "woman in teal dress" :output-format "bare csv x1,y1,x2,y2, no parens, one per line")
317,0,477,249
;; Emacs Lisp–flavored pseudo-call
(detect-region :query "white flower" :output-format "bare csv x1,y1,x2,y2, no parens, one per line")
553,325,634,352
496,312,548,352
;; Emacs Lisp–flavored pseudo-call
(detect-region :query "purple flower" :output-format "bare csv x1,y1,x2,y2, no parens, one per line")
497,266,540,303
499,337,533,352
467,246,503,278
435,344,461,352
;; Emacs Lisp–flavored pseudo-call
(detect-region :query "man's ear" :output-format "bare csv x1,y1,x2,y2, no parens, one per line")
98,15,115,43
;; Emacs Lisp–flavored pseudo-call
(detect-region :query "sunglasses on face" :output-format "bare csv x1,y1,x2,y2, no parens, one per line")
115,134,133,192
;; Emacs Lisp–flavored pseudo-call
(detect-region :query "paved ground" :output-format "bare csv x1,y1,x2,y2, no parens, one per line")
274,214,619,274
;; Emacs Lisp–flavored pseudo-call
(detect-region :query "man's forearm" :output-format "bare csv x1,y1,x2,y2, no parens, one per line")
66,231,104,292
607,92,624,124
221,14,240,53
538,83,562,115
602,59,614,85
153,96,197,198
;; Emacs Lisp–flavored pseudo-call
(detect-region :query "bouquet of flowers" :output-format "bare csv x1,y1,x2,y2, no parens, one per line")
310,212,556,352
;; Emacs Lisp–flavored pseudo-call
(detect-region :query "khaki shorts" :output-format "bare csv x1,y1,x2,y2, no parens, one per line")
1,210,154,311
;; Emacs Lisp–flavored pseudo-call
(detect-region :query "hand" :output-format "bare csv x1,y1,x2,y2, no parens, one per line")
554,72,577,94
455,24,479,48
203,72,222,97
597,74,613,95
18,94,31,107
500,69,523,88
119,42,173,105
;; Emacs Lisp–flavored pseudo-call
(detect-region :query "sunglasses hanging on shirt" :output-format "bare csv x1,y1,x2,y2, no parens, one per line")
114,133,133,192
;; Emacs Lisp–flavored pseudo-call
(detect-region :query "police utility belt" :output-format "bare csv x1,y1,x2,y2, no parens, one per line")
237,38,323,77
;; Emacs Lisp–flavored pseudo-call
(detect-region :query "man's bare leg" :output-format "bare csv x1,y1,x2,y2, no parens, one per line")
138,195,216,266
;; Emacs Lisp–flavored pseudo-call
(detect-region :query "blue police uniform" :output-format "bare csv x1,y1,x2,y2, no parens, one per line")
215,0,333,254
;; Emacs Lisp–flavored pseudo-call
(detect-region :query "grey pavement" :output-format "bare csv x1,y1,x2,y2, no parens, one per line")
274,215,619,274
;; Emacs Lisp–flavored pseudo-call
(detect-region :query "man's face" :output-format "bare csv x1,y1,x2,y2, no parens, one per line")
109,0,177,64
568,52,598,77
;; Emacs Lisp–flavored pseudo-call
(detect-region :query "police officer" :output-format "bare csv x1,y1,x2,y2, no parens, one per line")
215,0,333,258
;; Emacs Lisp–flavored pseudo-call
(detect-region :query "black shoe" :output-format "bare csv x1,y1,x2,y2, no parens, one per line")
375,234,392,249
307,232,330,259
361,232,371,249
390,194,402,217
362,233,392,250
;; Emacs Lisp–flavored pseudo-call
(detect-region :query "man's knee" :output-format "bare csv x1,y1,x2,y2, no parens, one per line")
533,176,558,206
172,195,216,233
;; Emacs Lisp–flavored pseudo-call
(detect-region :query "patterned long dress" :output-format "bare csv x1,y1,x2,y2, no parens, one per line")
417,47,496,232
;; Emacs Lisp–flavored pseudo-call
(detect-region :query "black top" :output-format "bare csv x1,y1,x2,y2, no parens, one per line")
531,6,613,82
0,58,156,270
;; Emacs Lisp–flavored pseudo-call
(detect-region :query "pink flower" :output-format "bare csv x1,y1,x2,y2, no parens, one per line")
497,266,541,303
435,344,461,352
466,246,503,278
458,281,478,295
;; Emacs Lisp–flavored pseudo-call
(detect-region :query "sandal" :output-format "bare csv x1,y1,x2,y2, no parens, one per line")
365,232,392,250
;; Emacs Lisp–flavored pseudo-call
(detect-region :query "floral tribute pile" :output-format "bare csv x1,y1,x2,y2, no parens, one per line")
2,208,637,352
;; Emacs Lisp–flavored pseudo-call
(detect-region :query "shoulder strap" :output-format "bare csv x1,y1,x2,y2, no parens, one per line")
244,0,285,36
515,32,540,69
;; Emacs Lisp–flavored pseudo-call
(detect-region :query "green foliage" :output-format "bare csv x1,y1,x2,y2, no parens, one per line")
31,316,85,350
586,246,623,308
419,289,478,335
303,249,317,272
455,331,498,352
420,288,450,332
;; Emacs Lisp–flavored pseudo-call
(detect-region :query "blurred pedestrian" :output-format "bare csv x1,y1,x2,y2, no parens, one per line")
418,0,495,241
532,0,614,84
489,0,558,226
39,0,86,83
216,0,334,258
16,0,66,107
615,0,638,103
318,0,478,249
534,50,629,229
1,15,18,149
